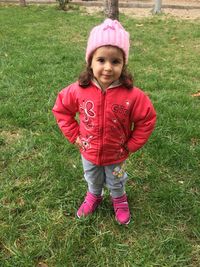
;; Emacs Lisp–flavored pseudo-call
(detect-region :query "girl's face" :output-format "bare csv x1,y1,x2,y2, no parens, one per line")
91,46,124,90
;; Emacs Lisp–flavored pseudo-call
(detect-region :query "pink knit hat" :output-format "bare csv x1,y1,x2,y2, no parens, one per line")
85,19,130,64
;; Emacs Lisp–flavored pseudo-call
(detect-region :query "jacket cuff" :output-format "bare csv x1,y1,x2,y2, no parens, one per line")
127,139,141,153
69,132,79,144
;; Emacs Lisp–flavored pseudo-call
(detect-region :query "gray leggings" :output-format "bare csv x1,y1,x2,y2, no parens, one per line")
81,156,128,198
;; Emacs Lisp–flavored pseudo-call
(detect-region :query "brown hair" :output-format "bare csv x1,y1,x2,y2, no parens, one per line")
78,51,134,89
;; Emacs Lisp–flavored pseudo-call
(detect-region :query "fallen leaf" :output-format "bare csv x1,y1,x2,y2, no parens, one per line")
38,262,48,267
171,37,177,41
143,185,150,192
136,24,144,27
16,197,25,207
145,92,151,97
191,91,200,97
191,138,199,146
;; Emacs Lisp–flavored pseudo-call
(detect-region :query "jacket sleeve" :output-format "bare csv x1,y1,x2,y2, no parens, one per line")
52,85,79,144
127,89,156,153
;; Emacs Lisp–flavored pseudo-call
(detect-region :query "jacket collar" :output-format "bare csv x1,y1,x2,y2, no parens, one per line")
92,78,121,91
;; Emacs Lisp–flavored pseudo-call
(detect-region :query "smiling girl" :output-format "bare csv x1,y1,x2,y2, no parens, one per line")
52,19,156,225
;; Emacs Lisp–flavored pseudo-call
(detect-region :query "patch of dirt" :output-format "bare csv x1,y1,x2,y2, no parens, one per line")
120,7,200,20
83,0,200,20
0,130,23,145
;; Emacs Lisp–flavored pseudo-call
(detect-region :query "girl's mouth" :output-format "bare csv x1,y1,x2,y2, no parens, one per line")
102,75,112,79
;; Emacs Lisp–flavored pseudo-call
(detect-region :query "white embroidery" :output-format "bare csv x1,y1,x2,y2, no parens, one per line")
80,136,93,151
80,100,96,130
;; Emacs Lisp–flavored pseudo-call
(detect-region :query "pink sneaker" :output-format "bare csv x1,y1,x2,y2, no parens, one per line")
112,194,131,225
77,192,103,218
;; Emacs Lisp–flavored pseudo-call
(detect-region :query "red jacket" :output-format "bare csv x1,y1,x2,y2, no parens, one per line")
52,81,156,165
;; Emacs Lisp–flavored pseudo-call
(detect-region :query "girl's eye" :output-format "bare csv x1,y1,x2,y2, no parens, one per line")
112,59,120,64
97,58,105,63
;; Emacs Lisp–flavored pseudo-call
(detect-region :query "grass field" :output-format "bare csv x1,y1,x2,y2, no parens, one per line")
0,4,200,267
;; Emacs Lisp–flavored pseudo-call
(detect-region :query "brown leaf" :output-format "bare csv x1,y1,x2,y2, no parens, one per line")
145,92,151,97
143,185,150,192
37,262,48,267
191,138,199,146
191,91,200,97
136,24,144,27
16,197,25,207
171,37,177,41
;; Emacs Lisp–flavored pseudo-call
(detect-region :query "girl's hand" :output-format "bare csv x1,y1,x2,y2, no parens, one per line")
75,136,83,149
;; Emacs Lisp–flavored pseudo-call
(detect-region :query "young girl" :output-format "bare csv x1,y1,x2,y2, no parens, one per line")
52,18,156,225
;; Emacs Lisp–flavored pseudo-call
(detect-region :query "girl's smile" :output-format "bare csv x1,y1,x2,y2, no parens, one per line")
91,46,124,90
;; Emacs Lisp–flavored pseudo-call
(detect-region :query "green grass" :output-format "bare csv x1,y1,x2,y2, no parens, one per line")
0,4,200,267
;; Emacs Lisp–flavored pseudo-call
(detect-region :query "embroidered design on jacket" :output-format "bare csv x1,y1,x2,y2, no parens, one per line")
111,104,129,116
80,135,93,151
80,100,96,130
116,135,128,159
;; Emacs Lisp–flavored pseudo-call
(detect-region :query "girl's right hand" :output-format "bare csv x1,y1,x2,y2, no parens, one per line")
75,136,83,149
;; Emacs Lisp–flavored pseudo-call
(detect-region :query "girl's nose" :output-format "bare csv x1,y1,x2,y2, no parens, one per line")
104,62,112,71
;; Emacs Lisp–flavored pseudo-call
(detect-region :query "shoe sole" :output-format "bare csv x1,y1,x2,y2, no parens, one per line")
116,216,131,225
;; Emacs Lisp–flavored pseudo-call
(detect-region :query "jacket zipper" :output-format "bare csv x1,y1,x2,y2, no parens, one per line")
98,90,106,164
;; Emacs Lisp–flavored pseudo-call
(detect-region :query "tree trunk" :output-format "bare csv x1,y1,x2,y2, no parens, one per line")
19,0,26,6
153,0,162,14
104,0,119,20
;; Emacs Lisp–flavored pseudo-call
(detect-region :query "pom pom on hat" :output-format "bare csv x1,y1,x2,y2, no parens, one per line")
85,19,130,64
